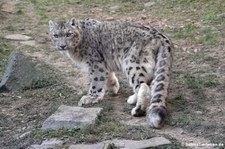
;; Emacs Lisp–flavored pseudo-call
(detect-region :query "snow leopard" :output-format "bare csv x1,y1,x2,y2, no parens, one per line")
48,18,173,128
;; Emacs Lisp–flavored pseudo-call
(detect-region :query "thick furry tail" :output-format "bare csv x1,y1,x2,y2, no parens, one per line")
147,41,173,128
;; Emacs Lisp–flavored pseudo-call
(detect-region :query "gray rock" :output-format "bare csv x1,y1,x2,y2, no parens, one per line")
0,52,44,92
69,137,171,149
4,34,32,41
69,143,110,149
28,138,63,149
41,105,102,131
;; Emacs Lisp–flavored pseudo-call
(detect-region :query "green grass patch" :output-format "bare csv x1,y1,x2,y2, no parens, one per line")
91,102,128,136
168,94,187,112
37,8,48,18
184,74,219,89
186,52,205,62
197,27,220,45
156,0,225,24
116,1,144,16
29,0,74,6
173,24,198,41
33,128,82,138
187,51,219,63
2,25,16,31
29,78,57,89
154,0,225,46
81,0,109,7
182,74,219,101
202,10,225,25
16,9,25,15
170,113,203,127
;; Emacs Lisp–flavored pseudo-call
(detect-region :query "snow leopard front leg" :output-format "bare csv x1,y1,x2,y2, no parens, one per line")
78,62,108,106
106,72,120,95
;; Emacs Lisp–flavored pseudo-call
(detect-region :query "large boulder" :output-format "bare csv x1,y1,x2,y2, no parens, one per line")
0,52,44,92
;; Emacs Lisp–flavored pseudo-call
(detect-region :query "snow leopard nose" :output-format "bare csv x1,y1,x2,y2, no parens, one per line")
60,45,66,50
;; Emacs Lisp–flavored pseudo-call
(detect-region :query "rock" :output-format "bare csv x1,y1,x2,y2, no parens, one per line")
28,138,63,149
20,40,36,47
69,143,111,149
41,105,102,131
144,2,155,8
69,137,171,149
4,34,32,41
0,52,44,92
108,137,171,149
105,17,115,21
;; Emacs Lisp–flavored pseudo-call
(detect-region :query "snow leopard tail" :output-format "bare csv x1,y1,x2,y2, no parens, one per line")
147,37,173,128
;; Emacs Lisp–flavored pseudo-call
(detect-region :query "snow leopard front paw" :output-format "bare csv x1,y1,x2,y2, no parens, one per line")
78,95,103,106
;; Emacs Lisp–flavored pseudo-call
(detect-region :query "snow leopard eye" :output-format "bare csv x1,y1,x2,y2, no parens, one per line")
53,34,59,38
66,32,72,37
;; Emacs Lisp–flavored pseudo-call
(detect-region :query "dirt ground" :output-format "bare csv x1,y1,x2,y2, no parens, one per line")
0,0,225,149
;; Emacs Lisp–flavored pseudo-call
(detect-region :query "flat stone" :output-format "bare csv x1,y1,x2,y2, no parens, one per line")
108,137,171,149
41,105,102,131
0,52,44,92
28,138,63,149
4,34,32,41
69,142,111,149
69,137,171,149
20,40,36,46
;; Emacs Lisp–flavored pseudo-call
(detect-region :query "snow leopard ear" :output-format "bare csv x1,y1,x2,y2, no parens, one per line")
70,18,76,26
48,20,56,32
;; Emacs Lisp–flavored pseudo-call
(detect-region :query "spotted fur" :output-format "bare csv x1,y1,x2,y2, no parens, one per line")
48,18,173,128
